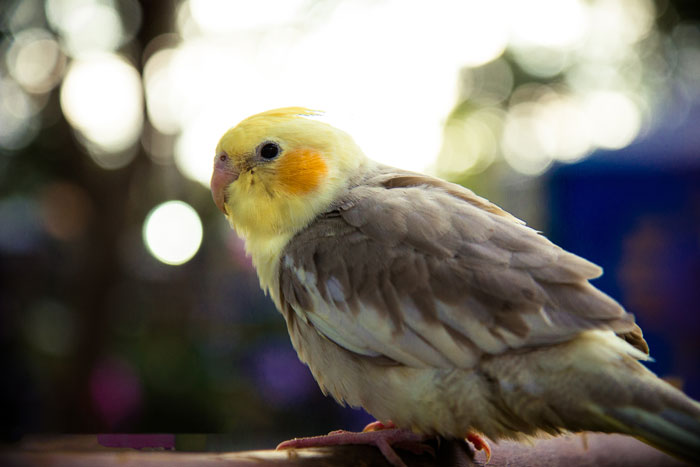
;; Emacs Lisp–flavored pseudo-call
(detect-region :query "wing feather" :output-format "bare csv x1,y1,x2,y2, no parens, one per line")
278,166,648,369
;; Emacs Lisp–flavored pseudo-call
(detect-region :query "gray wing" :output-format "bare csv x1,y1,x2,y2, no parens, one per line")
279,167,647,369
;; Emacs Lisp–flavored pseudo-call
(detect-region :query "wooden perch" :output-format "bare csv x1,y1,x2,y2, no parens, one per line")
1,432,686,466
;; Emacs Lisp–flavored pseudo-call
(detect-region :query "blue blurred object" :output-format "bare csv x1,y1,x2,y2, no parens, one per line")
0,196,44,254
547,105,700,398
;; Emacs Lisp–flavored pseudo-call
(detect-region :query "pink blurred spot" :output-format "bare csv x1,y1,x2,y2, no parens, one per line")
90,357,142,429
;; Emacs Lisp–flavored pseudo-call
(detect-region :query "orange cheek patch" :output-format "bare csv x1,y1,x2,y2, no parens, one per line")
276,148,328,195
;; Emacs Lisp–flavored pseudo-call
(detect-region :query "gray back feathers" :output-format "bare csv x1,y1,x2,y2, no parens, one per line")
278,165,648,368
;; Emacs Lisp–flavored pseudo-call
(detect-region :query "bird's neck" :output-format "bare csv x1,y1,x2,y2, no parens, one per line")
242,230,293,298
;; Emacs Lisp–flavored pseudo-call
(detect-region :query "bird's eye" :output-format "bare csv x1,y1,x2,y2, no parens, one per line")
219,154,226,162
260,142,280,159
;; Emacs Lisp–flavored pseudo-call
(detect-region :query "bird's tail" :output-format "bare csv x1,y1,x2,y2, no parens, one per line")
588,380,700,463
533,331,700,463
489,331,700,462
568,335,700,463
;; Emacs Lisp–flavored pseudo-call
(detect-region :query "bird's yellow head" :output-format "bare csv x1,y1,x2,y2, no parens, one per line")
211,107,368,241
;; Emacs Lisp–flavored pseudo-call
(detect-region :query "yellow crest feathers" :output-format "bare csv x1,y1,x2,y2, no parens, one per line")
245,107,323,121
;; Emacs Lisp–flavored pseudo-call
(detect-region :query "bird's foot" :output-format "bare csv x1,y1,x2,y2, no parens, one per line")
466,432,491,462
277,424,434,467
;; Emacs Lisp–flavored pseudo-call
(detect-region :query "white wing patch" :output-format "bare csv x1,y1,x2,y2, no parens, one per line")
400,299,478,368
286,258,382,358
435,300,509,355
326,277,346,302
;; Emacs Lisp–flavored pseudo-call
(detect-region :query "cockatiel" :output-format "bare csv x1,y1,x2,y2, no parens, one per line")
210,107,700,465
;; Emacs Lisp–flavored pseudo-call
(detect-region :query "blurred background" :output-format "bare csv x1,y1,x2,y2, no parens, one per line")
1,0,699,450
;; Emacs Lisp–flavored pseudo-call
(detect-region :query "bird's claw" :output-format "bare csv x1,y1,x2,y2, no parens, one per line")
466,432,492,462
363,420,397,432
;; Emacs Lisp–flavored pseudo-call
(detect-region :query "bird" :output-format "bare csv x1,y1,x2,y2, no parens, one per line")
210,107,700,466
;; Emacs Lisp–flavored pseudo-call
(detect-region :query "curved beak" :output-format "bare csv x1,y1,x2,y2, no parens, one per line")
210,155,239,214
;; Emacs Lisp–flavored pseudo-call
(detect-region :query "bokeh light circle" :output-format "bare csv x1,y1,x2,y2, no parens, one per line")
143,201,203,266
60,53,143,165
6,28,66,94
